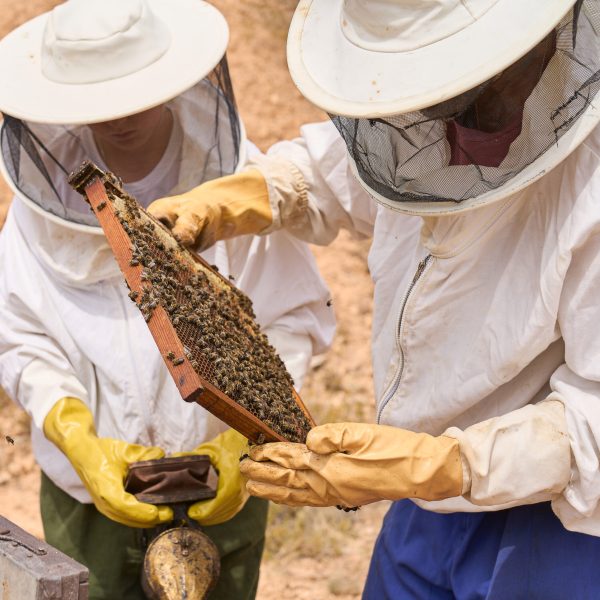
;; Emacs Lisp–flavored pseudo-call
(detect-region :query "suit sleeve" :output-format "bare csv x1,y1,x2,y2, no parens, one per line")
248,120,377,245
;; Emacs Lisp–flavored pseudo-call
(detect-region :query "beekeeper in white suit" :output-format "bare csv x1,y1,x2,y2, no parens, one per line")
150,0,600,596
0,1,334,598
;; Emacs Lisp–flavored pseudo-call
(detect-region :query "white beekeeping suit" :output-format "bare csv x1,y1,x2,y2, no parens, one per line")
252,117,600,530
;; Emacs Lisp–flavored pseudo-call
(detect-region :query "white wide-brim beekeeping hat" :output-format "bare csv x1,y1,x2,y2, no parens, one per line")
0,0,228,124
288,0,578,117
287,0,600,216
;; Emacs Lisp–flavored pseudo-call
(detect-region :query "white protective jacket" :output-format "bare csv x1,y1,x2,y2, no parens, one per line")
250,120,600,536
0,194,334,503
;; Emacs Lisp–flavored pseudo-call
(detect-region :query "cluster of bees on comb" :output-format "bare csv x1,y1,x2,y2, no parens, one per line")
112,190,312,443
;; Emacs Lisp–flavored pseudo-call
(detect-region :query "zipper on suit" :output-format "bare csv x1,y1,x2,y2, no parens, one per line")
377,254,432,424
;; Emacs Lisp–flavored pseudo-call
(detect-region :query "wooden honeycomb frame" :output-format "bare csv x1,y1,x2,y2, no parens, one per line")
68,160,315,443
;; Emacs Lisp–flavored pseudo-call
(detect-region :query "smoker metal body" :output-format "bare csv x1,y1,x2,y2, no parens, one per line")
0,515,89,599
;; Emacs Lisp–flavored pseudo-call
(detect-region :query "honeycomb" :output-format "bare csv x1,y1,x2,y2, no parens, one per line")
69,162,312,443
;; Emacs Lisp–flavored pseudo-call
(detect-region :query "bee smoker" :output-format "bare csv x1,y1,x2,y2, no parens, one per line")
125,455,220,600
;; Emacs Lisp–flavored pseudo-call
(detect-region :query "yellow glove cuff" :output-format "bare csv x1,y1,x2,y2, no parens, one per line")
185,429,250,526
43,397,94,450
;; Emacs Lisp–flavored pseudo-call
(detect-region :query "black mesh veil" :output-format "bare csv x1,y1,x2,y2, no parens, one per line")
203,57,241,178
332,0,600,206
0,56,241,227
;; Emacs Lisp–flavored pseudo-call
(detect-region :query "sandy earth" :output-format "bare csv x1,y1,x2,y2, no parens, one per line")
0,1,387,598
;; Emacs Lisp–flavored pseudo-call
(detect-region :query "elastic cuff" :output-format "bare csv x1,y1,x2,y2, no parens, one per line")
443,428,472,494
246,155,309,234
460,449,472,495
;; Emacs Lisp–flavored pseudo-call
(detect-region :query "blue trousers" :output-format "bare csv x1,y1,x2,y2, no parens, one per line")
364,500,600,600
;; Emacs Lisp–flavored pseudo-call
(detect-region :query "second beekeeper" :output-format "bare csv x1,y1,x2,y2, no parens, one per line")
0,1,334,599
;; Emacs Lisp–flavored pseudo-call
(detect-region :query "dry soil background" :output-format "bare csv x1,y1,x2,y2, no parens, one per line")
0,1,386,598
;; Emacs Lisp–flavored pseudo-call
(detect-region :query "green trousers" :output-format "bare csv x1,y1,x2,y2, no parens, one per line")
40,472,268,600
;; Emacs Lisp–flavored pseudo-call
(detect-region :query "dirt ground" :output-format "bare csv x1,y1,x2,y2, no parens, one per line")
0,1,387,598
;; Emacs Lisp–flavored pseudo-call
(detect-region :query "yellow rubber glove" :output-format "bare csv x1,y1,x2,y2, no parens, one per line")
239,422,463,508
172,429,250,526
43,397,173,528
148,169,272,250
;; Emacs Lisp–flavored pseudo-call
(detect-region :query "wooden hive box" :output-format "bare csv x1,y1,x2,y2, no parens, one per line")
0,515,89,599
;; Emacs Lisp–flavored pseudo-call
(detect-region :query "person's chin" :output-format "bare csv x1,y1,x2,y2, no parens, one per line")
109,131,139,145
